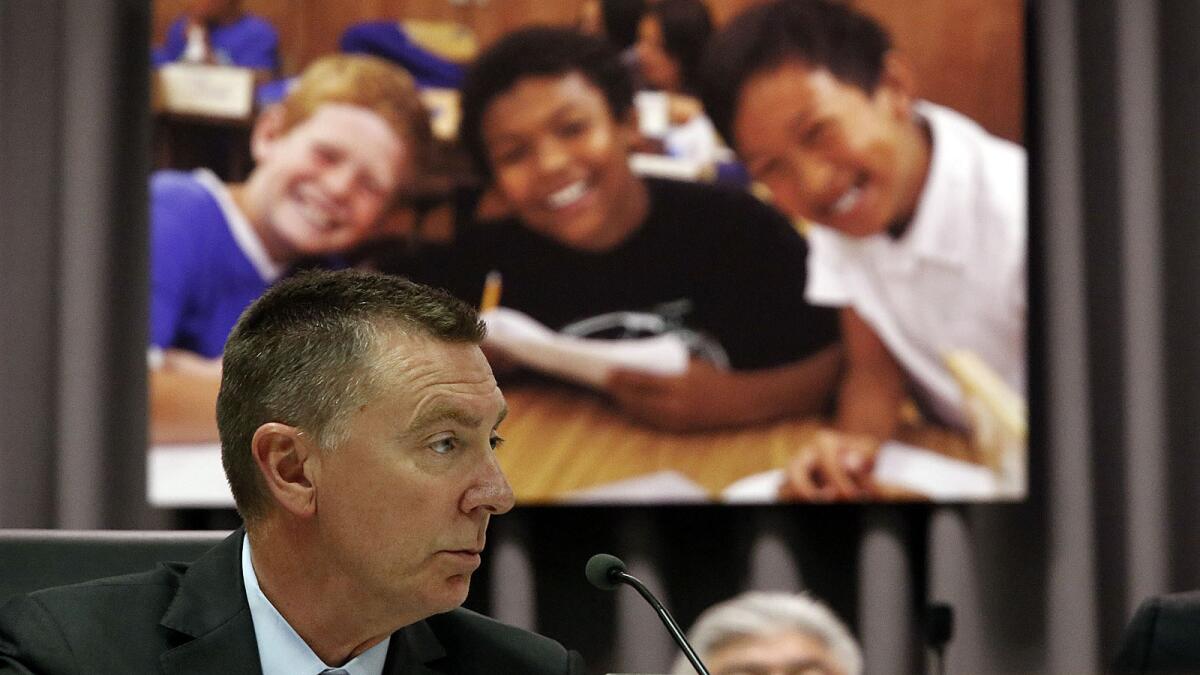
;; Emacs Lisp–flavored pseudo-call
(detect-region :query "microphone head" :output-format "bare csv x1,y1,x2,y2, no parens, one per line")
585,553,627,591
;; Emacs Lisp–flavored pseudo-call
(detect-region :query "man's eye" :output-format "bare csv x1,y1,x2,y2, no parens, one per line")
430,437,457,455
490,434,505,451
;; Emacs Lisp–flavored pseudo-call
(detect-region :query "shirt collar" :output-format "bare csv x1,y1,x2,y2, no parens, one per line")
193,168,285,282
898,101,969,267
241,534,391,675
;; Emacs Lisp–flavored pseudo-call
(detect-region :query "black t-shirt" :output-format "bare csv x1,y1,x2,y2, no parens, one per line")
383,178,838,370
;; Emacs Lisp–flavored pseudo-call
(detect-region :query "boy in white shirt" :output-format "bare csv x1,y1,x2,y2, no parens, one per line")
699,0,1026,499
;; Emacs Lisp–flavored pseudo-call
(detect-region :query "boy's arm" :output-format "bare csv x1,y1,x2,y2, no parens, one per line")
149,350,222,444
604,343,842,432
781,308,907,500
835,307,907,438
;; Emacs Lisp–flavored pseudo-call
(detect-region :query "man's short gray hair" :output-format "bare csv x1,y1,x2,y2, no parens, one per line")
671,591,863,675
216,269,485,524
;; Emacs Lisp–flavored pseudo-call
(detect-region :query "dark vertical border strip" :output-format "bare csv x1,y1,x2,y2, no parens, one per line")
1158,0,1200,593
0,0,65,527
1074,0,1133,651
102,0,157,528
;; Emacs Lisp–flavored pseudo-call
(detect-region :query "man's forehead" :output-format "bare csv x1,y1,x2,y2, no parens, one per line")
370,331,492,383
369,328,444,367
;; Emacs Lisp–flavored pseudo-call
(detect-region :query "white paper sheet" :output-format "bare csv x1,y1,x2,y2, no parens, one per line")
872,441,999,500
719,441,999,502
721,469,787,503
563,471,710,504
147,443,231,507
482,307,689,388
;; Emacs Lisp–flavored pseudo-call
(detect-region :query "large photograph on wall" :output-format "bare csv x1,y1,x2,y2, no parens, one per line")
144,0,1026,507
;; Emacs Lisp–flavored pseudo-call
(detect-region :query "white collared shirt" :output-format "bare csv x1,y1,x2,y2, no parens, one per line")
805,101,1027,429
241,535,391,675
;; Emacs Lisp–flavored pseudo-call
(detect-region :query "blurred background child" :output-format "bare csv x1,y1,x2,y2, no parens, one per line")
149,54,431,444
700,0,1025,499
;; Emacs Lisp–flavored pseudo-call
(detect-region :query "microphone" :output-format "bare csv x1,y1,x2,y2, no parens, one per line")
585,553,710,675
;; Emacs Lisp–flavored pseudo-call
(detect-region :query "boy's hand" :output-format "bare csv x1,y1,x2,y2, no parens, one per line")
604,358,731,432
779,428,881,501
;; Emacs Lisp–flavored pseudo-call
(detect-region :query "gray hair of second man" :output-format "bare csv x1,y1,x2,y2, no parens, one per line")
216,269,486,523
670,591,864,675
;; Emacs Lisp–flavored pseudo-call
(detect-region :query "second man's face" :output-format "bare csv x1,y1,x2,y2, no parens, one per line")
481,72,644,252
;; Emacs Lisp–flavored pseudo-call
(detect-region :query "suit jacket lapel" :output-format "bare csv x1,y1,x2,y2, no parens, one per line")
383,619,446,675
158,530,263,675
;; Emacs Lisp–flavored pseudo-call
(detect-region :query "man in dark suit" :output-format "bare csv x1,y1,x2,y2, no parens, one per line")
1114,591,1200,673
0,270,584,674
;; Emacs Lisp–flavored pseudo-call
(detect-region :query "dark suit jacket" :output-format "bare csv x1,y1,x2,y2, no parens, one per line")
1114,591,1200,673
0,530,584,674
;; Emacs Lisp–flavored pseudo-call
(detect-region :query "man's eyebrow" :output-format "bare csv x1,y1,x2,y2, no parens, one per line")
495,403,509,428
408,405,484,434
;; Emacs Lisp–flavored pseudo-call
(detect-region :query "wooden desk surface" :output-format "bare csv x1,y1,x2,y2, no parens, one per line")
147,385,975,508
496,385,973,503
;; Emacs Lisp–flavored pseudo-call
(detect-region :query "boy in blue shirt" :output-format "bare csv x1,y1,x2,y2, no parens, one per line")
150,54,432,443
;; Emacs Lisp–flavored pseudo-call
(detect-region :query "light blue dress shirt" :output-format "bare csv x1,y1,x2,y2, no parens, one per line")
242,535,391,675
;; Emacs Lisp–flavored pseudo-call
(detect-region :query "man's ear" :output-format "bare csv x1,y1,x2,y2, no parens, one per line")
250,104,288,163
876,50,918,120
251,422,319,519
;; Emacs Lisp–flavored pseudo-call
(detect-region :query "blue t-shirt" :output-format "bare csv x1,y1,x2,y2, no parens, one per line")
153,15,279,70
149,170,276,358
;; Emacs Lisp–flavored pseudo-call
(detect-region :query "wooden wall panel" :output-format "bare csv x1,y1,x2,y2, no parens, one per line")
151,0,189,43
151,0,1023,142
857,0,1024,142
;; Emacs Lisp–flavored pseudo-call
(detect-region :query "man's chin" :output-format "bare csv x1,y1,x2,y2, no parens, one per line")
422,578,472,615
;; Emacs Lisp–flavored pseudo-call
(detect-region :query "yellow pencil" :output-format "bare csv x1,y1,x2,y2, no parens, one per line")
480,270,502,312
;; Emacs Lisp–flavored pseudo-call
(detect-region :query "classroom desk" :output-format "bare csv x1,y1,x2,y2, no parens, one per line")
496,384,974,502
148,384,974,507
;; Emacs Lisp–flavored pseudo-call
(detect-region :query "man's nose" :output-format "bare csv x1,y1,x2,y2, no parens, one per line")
461,451,515,515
